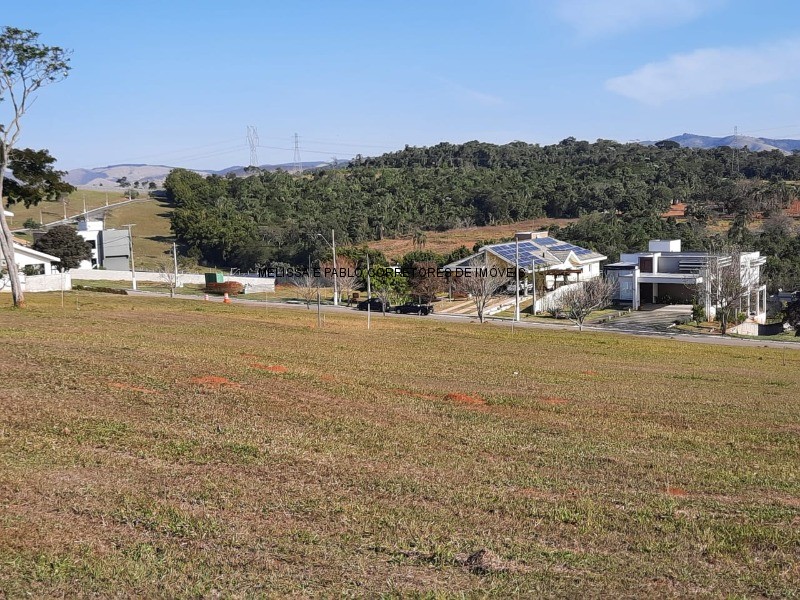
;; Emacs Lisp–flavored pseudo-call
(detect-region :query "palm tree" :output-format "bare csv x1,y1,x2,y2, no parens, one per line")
412,229,427,250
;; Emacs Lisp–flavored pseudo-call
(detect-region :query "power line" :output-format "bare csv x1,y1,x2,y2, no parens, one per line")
110,138,243,163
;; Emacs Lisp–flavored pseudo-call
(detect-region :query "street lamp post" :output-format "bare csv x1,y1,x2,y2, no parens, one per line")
122,223,136,290
317,230,339,306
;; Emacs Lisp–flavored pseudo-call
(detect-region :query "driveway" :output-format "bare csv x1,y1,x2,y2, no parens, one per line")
595,304,692,334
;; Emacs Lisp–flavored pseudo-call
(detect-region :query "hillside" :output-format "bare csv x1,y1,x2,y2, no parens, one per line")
62,133,800,188
64,161,336,188
8,189,175,269
646,133,800,154
1,294,798,596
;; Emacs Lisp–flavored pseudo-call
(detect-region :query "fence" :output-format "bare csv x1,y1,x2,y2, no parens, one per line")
0,273,71,293
70,269,275,292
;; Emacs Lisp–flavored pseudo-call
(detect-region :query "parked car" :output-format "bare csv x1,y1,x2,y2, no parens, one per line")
357,298,390,312
504,282,532,295
395,302,434,316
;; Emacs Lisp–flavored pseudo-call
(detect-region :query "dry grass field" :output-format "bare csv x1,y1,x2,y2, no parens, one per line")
367,219,577,260
1,293,798,597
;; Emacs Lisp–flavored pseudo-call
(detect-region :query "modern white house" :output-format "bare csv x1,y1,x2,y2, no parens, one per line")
73,218,132,270
605,239,767,322
442,231,607,288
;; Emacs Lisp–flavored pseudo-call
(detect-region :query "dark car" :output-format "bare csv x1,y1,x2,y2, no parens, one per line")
395,302,434,316
357,298,390,312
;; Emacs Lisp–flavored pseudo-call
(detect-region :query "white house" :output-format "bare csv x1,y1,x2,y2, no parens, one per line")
1,242,61,275
605,239,767,323
71,218,132,271
76,218,104,268
0,242,68,293
0,209,68,292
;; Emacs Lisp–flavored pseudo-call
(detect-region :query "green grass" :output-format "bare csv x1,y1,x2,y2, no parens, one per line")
1,293,798,596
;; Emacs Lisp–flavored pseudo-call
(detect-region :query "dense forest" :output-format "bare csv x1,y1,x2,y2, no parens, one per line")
166,138,800,290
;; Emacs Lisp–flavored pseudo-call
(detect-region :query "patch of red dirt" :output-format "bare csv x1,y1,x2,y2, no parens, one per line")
581,370,599,376
320,374,336,382
190,376,242,388
785,198,800,217
108,382,156,394
661,202,686,218
667,486,688,497
250,364,288,373
540,396,568,405
445,392,486,406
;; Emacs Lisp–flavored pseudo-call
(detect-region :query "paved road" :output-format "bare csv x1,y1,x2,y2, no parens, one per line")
595,304,692,334
125,290,800,351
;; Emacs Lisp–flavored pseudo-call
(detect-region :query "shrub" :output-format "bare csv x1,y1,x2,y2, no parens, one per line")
691,304,705,323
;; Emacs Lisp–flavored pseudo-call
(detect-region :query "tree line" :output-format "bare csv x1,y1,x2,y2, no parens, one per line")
166,138,800,292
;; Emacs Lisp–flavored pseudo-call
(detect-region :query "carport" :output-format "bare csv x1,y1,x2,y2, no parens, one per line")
637,272,702,305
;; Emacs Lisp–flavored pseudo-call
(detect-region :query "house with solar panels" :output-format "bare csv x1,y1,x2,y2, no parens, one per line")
442,231,607,292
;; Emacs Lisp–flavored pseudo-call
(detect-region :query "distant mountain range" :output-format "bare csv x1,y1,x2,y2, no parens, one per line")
63,161,338,188
64,133,800,188
642,133,800,154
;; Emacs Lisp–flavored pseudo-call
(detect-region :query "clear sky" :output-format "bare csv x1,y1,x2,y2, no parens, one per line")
5,0,800,171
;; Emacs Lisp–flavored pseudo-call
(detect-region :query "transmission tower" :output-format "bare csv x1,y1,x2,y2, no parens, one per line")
246,125,259,169
293,132,303,174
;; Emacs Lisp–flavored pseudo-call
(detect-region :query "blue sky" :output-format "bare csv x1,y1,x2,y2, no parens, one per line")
5,0,800,170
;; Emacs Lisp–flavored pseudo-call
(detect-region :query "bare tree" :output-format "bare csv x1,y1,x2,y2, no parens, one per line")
0,28,70,308
454,255,511,323
557,277,615,332
320,257,359,306
291,273,319,309
700,247,759,335
334,256,359,306
410,260,443,303
156,259,181,298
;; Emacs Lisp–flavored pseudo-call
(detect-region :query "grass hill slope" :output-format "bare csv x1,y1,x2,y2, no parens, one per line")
1,294,798,596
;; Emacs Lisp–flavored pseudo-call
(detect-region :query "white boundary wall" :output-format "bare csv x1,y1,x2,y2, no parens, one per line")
70,269,275,292
0,273,71,293
535,281,584,313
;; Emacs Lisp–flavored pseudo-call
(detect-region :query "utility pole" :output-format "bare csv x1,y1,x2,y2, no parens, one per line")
531,259,537,316
317,231,339,306
123,223,137,290
316,263,322,327
172,242,179,298
366,253,372,330
331,228,338,306
514,236,520,322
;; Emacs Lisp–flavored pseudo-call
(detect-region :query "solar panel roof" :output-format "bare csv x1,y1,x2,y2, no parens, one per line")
485,238,601,268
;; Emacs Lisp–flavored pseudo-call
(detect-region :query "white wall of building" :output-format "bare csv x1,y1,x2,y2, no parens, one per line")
70,269,275,292
0,272,71,293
